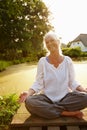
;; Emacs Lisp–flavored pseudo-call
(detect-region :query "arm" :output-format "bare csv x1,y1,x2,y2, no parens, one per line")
19,58,44,103
30,58,44,92
68,57,81,91
68,57,87,92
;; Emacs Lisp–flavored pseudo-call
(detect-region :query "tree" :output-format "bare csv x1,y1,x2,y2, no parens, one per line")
67,42,72,47
0,0,53,60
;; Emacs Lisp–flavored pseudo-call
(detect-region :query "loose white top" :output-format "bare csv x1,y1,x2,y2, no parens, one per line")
31,56,80,102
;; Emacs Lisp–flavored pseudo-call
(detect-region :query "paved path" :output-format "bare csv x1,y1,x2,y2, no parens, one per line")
0,62,87,96
74,62,87,86
0,63,37,96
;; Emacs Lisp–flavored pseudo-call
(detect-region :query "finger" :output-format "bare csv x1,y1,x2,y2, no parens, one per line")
19,96,26,103
18,97,24,103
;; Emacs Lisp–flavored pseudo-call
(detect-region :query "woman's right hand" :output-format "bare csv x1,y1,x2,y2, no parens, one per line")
19,91,29,103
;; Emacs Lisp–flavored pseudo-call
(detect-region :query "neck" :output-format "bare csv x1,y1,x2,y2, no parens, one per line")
50,51,61,59
48,52,64,68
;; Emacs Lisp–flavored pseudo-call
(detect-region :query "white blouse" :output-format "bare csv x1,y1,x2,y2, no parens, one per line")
31,56,80,102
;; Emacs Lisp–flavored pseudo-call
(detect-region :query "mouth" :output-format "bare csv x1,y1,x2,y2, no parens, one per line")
48,46,57,51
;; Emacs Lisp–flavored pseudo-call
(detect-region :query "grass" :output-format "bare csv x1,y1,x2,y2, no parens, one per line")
0,61,12,72
0,59,37,72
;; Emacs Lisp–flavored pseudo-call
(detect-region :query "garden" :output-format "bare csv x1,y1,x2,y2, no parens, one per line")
0,0,87,129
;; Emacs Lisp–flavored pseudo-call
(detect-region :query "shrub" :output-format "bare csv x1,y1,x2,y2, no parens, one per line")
0,61,11,72
37,49,47,60
81,51,87,57
12,60,21,65
62,47,81,58
0,94,20,126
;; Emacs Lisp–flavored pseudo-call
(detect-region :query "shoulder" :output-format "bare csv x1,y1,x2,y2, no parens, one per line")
39,57,46,62
38,57,46,65
64,56,73,64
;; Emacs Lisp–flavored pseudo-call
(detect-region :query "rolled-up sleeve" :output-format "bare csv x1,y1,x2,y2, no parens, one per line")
30,58,44,92
68,58,80,91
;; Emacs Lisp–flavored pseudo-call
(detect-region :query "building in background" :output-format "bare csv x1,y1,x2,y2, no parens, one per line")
70,34,87,52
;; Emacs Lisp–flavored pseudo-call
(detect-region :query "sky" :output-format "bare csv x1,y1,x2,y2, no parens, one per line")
42,0,87,44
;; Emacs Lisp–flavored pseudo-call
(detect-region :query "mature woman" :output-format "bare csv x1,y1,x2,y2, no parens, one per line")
19,32,87,119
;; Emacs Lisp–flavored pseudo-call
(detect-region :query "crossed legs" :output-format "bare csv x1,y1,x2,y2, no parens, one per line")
25,92,87,119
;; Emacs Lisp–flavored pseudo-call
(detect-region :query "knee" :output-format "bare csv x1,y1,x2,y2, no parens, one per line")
83,93,87,102
25,96,36,114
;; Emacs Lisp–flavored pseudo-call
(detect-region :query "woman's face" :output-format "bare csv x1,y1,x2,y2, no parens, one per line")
45,35,60,52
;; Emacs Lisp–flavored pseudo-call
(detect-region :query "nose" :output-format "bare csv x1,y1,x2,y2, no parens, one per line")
46,41,52,46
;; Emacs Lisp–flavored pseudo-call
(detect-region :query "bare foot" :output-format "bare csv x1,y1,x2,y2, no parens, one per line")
61,110,84,119
74,111,84,119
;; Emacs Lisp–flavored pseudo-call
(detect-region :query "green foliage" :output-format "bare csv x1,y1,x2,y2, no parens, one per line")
81,51,87,57
37,48,47,60
0,0,53,60
0,94,20,125
0,48,47,72
0,61,11,72
11,49,47,64
62,47,81,58
67,42,72,47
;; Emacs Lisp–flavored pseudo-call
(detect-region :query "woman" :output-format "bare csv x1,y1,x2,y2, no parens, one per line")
19,32,87,119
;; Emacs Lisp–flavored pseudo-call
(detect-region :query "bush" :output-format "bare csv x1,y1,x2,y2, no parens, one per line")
26,49,47,62
62,47,81,58
37,49,47,60
0,94,20,126
0,61,11,72
81,51,87,57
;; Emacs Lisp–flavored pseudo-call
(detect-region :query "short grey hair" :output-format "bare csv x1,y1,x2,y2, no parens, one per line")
44,31,59,41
